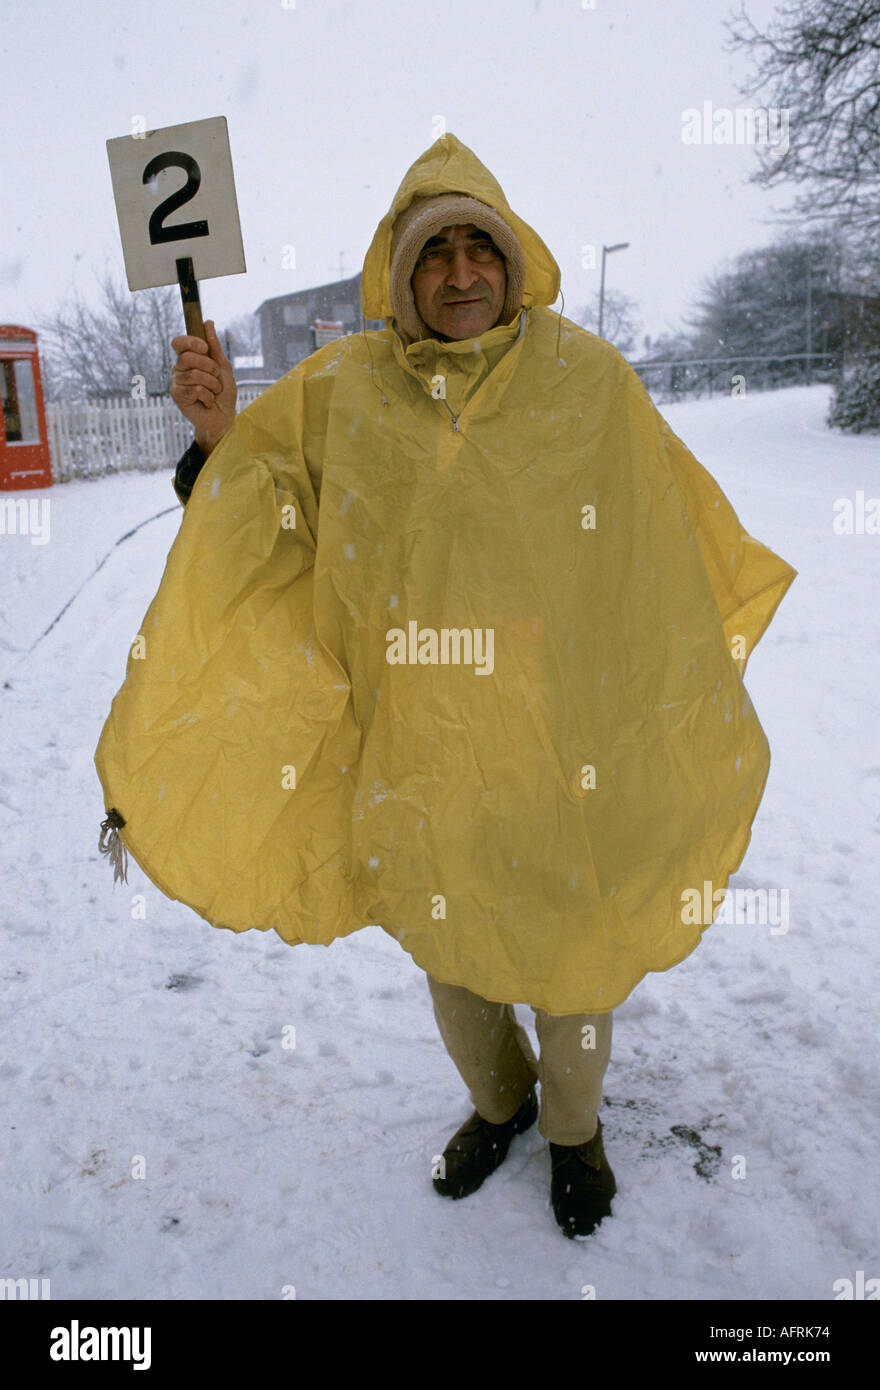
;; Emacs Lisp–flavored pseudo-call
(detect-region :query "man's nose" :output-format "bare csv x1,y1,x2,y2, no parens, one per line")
444,247,480,290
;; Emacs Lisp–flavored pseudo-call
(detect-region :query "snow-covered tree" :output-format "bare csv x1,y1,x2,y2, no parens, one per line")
37,267,181,402
683,234,851,367
726,0,880,252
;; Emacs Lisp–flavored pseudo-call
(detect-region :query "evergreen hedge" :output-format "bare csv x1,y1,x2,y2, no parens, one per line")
828,354,880,433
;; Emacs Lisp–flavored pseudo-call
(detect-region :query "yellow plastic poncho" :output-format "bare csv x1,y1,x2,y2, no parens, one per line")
95,133,796,1014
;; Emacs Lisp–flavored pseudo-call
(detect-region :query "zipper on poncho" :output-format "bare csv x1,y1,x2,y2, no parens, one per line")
400,311,525,431
406,358,460,430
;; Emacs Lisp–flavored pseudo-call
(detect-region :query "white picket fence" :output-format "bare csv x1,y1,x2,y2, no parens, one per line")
45,386,269,483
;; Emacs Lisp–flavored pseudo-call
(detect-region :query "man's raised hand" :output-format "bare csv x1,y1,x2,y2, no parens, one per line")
169,319,237,454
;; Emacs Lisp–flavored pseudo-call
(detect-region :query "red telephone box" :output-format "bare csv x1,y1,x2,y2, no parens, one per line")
0,326,53,489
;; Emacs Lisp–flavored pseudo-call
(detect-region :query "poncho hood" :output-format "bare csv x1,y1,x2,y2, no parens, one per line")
361,132,561,326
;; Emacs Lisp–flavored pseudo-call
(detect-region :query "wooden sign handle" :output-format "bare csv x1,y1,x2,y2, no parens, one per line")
176,256,206,340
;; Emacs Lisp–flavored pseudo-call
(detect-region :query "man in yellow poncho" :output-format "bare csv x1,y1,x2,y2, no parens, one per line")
95,133,796,1239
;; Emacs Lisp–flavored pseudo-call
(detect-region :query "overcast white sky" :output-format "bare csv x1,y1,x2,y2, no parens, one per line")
2,0,797,351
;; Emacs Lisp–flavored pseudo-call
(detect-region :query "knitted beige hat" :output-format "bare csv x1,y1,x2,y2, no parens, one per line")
389,193,526,343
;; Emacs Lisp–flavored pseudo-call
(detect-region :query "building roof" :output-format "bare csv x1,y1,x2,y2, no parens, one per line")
256,272,363,316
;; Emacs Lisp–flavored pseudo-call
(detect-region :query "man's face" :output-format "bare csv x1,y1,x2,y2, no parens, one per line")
410,223,507,340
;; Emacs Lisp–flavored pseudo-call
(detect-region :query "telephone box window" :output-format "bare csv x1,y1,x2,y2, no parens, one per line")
2,359,40,443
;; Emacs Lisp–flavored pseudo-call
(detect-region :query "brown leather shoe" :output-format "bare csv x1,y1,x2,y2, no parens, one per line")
549,1117,616,1237
433,1088,538,1199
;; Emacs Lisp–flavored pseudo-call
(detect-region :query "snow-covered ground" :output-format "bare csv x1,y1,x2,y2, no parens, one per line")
1,383,878,1300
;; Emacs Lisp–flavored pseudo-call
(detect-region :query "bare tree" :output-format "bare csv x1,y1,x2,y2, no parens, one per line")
224,311,262,360
726,1,880,247
640,329,695,362
36,266,182,401
576,290,643,354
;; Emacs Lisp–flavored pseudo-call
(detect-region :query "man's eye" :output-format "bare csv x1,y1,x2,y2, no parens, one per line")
416,242,498,269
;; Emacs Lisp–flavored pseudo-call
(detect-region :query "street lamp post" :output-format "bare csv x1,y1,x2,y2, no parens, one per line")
598,241,630,340
805,254,833,385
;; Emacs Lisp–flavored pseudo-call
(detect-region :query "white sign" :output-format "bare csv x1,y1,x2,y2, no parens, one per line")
106,116,246,291
314,319,345,348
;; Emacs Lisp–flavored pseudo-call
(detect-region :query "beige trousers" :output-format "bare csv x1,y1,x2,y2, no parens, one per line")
426,973,613,1146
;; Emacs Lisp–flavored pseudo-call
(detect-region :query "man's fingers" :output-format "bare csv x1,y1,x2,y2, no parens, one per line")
170,323,232,376
171,382,220,408
169,320,235,426
172,382,215,409
171,371,219,395
173,360,221,388
204,320,232,364
176,347,220,373
171,333,209,356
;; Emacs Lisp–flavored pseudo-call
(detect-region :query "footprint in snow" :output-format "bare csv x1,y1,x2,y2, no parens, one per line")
164,973,203,991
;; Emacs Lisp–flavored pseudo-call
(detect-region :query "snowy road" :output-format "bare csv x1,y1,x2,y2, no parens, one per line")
1,383,878,1300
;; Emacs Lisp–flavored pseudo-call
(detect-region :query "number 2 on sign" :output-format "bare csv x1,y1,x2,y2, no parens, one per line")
142,151,209,244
